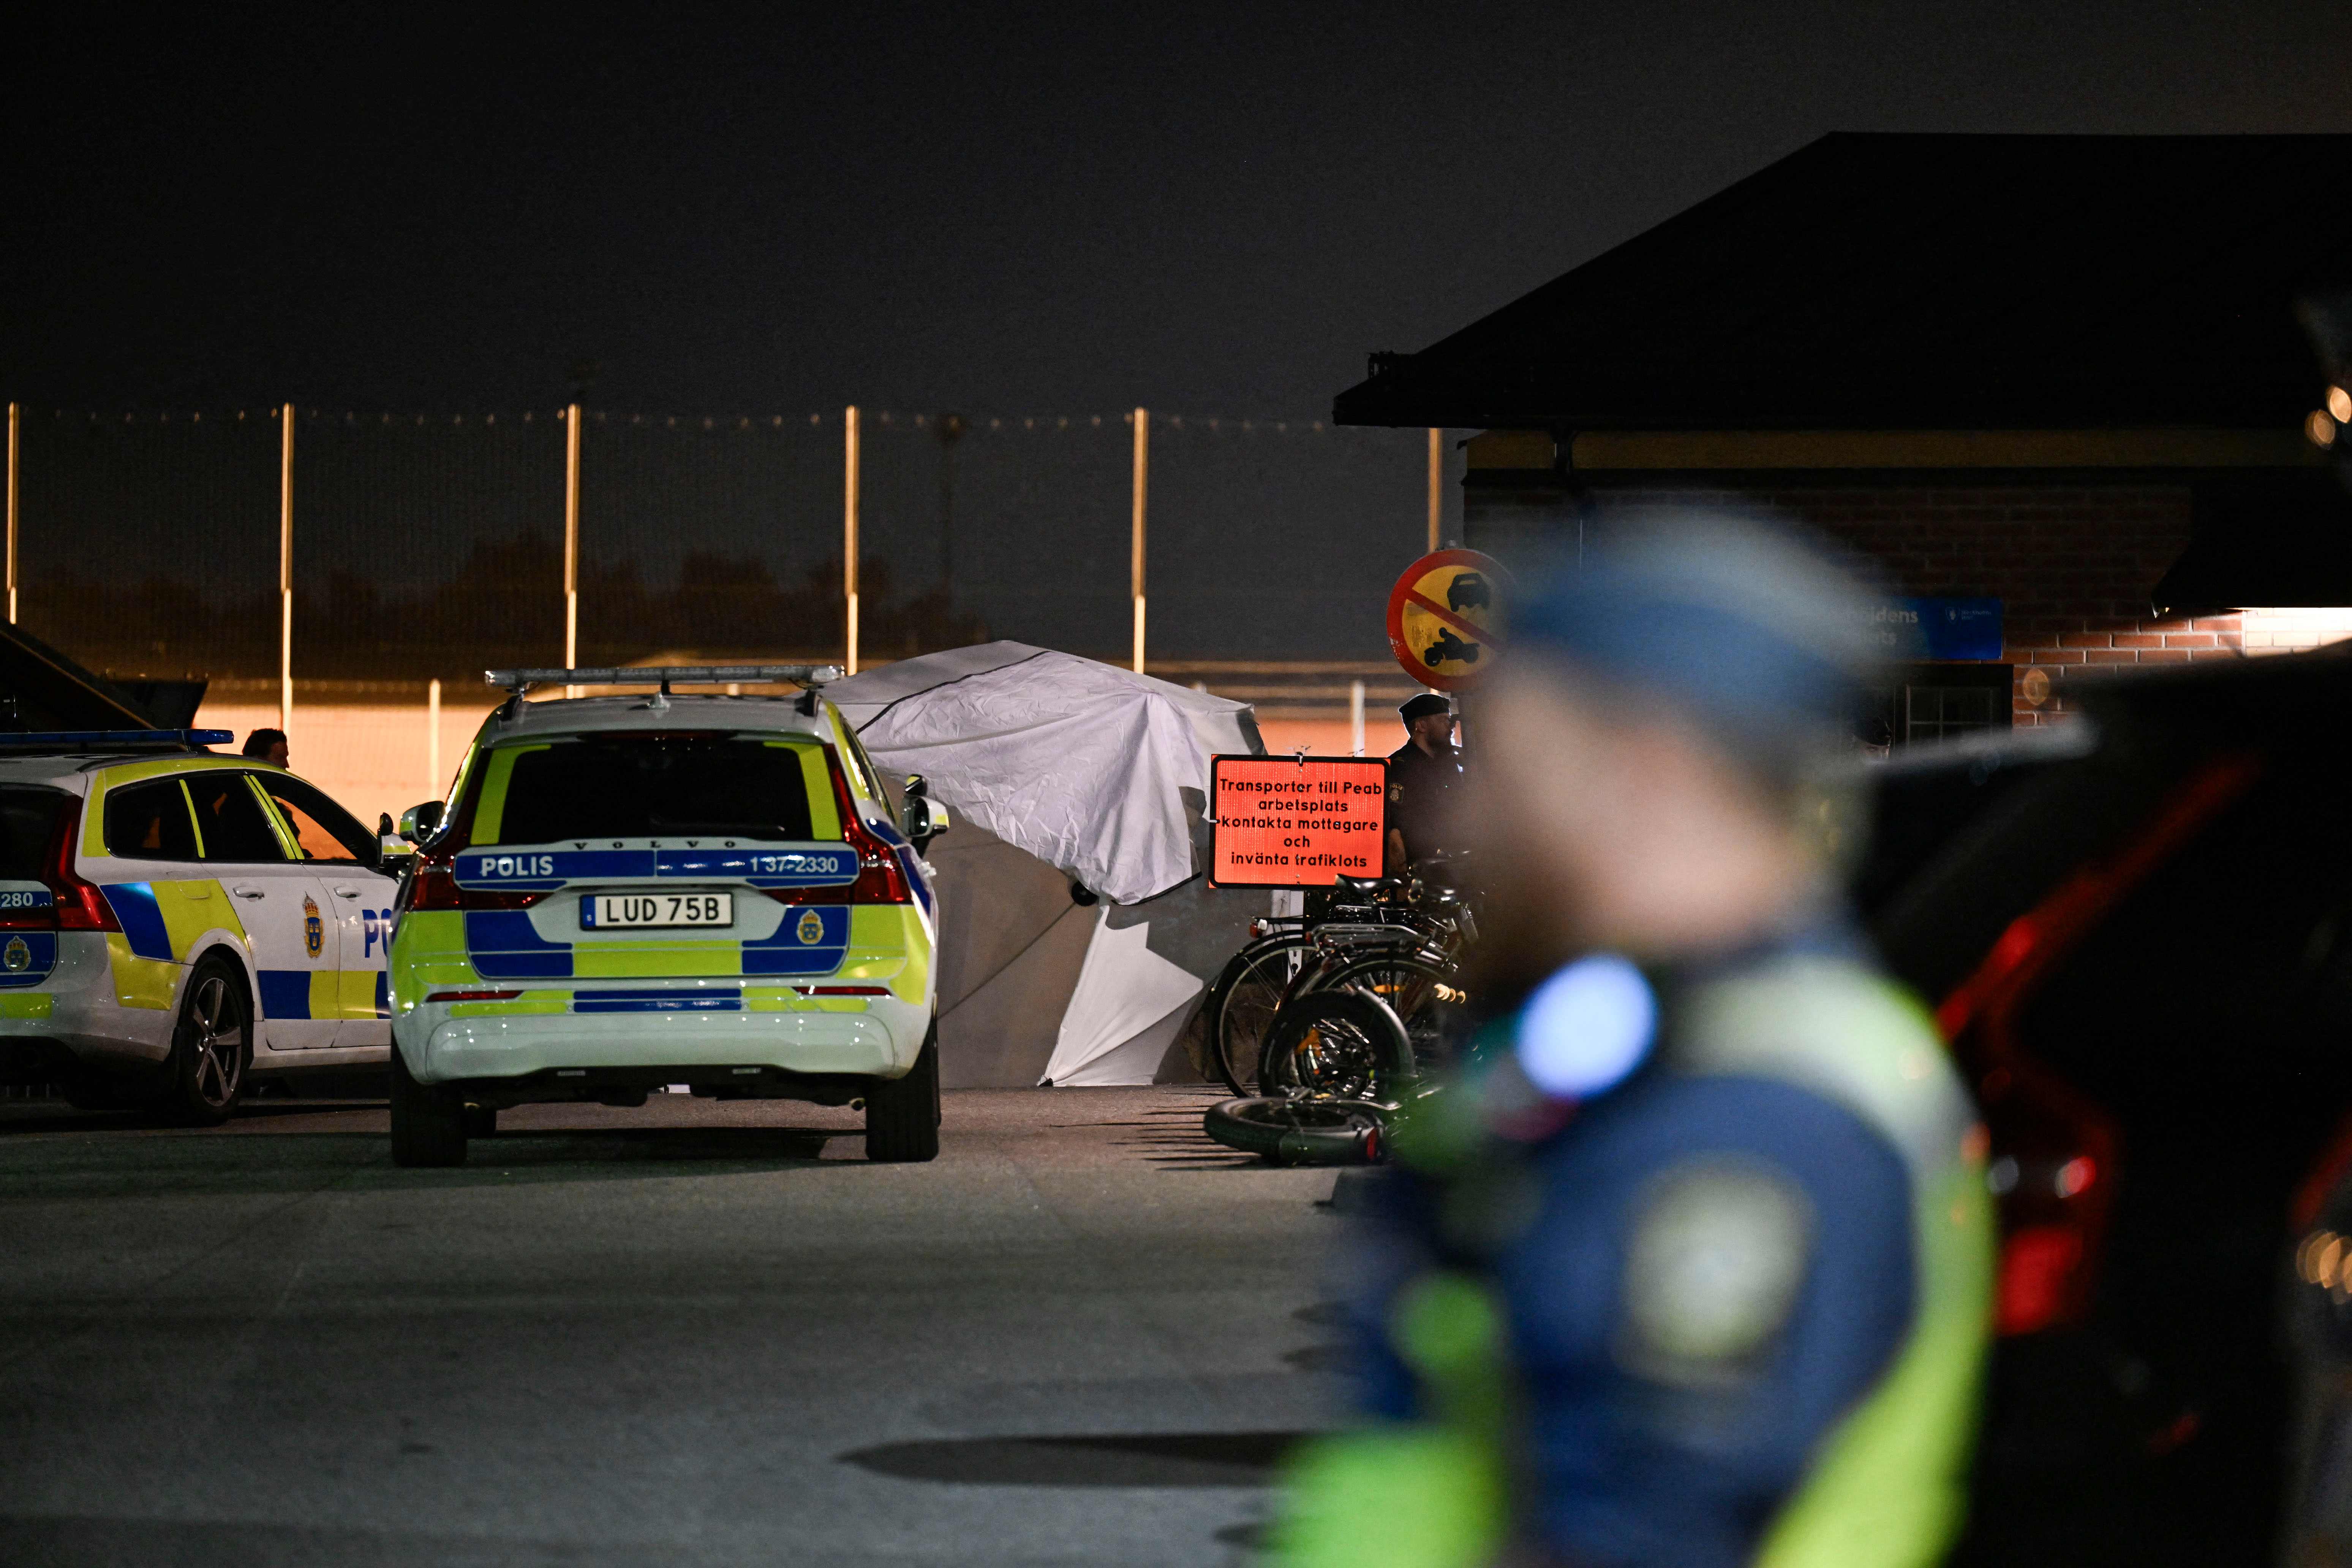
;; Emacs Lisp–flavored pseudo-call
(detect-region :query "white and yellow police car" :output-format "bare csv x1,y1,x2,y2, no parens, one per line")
0,729,401,1121
387,667,945,1167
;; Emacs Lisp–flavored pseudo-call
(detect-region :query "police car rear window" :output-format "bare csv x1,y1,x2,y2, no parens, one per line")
103,778,199,861
487,735,821,845
0,786,71,879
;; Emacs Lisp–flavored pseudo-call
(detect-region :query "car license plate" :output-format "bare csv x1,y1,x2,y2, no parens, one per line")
581,893,733,930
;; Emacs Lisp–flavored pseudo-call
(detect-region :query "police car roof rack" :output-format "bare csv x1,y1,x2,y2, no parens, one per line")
0,729,235,752
485,665,842,719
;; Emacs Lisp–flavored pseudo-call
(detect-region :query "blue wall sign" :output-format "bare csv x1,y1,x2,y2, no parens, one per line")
1864,598,2004,661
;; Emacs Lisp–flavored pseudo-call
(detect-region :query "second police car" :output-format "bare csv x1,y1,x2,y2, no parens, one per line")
386,668,946,1167
0,730,401,1119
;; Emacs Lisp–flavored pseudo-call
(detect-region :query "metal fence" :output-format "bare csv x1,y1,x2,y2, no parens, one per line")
4,403,1453,711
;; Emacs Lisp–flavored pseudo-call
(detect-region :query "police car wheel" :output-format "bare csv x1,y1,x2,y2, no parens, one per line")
462,1102,498,1139
389,1043,468,1167
164,956,250,1126
865,1028,940,1163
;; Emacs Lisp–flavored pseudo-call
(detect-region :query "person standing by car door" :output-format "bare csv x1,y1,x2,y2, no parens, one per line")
1385,693,1467,874
1277,515,1991,1568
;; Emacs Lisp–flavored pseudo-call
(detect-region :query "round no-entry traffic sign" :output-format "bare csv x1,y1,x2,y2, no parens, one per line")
1386,548,1507,691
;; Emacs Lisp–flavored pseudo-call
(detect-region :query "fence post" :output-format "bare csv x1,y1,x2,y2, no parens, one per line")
1427,428,1442,553
427,678,441,797
1131,406,1148,674
1350,679,1365,756
844,405,860,676
5,402,16,625
278,405,294,736
564,402,581,694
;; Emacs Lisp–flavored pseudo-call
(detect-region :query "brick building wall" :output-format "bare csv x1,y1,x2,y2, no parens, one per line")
1571,484,2325,727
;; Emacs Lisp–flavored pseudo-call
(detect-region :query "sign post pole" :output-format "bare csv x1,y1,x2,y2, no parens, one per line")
1426,428,1442,553
844,406,860,677
5,401,16,625
564,403,581,696
278,405,294,737
1131,406,1148,674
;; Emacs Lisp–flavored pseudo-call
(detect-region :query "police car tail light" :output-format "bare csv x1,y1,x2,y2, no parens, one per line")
400,854,543,914
43,803,117,932
824,753,912,905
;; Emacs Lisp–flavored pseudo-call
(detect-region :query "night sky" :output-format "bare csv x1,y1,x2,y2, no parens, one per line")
13,3,2352,421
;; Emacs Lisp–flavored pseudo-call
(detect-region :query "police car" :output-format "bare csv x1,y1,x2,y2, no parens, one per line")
0,729,402,1121
386,667,945,1167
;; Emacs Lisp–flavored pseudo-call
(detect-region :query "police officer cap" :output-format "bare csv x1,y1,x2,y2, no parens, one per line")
1512,512,1901,765
1398,693,1452,724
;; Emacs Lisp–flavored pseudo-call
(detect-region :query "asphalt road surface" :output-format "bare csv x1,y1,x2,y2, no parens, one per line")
0,1088,1344,1567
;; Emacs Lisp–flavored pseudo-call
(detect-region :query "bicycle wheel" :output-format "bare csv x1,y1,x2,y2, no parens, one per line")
1202,1096,1386,1165
1321,953,1470,1078
1258,988,1415,1101
1204,934,1313,1096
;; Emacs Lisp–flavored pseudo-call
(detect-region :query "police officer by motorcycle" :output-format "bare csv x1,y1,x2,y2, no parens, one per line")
1277,515,1993,1568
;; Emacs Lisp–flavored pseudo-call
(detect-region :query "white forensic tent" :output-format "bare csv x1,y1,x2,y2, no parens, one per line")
824,643,1265,1086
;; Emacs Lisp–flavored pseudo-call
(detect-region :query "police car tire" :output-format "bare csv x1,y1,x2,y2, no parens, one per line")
462,1102,498,1139
865,1029,940,1163
389,1044,468,1167
1202,1097,1385,1166
163,955,251,1126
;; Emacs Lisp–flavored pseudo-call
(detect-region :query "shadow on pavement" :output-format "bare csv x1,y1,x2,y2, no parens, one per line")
350,1126,845,1190
0,1122,847,1197
841,1430,1310,1487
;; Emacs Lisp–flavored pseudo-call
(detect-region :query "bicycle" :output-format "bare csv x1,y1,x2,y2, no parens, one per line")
1204,863,1470,1095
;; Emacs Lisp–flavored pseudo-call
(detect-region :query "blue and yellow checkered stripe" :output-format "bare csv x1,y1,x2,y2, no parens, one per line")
100,879,385,1019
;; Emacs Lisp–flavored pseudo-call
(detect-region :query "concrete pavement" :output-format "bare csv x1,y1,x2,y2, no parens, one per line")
0,1088,1345,1566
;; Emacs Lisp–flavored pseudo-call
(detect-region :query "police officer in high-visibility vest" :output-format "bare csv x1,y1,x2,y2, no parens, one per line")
1277,514,1993,1568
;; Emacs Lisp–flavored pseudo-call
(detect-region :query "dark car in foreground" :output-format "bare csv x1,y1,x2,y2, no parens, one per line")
1855,648,2352,1566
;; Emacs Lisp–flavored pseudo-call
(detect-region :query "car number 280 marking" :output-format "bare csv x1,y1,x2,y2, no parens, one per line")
581,893,733,930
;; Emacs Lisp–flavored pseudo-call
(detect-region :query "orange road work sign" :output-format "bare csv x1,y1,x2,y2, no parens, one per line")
1386,548,1508,691
1208,755,1388,888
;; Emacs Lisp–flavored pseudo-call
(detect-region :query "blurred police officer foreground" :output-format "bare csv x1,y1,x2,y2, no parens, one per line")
1277,514,1993,1568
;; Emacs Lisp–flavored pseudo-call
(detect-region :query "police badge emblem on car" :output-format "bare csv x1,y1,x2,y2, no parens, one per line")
797,909,825,945
303,894,324,959
3,936,29,972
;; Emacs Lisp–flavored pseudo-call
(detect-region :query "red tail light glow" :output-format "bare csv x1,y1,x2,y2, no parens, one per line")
1939,754,2262,1338
396,813,542,915
795,984,890,996
425,989,523,1004
401,860,545,912
827,750,911,905
1997,1225,2086,1336
45,801,117,932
